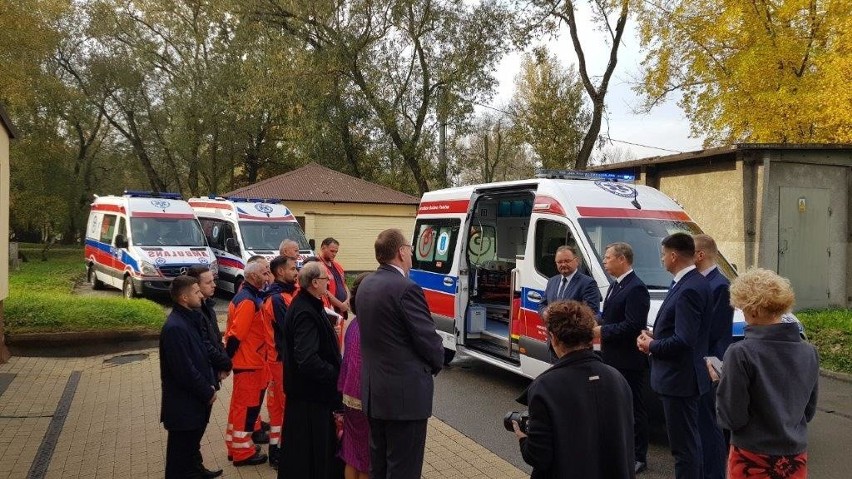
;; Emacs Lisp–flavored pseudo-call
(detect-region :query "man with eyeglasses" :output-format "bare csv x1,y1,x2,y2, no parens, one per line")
540,245,601,315
356,228,444,479
277,261,343,477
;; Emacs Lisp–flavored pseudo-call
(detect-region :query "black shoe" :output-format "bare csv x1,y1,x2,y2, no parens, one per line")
251,430,270,444
268,445,279,469
233,452,268,467
635,461,648,474
228,445,261,461
200,466,223,478
269,456,279,470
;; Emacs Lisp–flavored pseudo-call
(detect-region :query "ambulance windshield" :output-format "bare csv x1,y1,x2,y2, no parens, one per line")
578,218,736,289
130,218,207,247
239,221,310,251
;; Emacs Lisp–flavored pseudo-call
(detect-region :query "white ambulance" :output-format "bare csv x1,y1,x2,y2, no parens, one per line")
189,196,313,293
410,170,745,378
85,191,218,299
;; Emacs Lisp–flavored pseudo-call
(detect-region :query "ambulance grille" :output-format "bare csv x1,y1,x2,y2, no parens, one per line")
158,265,195,278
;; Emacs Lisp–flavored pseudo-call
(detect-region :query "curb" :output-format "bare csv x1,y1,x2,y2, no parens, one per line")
5,330,160,358
820,368,852,384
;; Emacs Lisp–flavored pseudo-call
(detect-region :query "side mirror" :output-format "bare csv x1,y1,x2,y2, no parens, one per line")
225,238,240,255
308,238,316,251
114,234,129,249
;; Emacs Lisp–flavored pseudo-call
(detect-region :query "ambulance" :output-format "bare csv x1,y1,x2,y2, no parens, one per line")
188,196,313,293
410,170,746,378
85,191,218,299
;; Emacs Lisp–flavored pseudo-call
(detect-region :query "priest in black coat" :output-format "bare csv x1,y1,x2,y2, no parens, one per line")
514,300,635,479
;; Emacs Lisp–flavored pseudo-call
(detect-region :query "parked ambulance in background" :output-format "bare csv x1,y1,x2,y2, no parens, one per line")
410,170,746,378
85,191,218,299
189,196,313,293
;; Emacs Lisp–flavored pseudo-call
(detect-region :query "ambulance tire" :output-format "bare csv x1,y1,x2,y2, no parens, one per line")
122,275,137,299
443,348,456,366
88,264,104,290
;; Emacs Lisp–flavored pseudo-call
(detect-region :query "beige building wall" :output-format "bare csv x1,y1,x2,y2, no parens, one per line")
655,162,747,270
0,128,9,301
284,201,417,272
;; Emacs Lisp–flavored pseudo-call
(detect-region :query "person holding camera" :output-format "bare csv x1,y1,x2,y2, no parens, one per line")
512,301,635,478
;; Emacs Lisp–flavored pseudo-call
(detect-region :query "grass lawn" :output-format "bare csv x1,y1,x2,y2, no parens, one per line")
797,308,852,375
3,247,164,334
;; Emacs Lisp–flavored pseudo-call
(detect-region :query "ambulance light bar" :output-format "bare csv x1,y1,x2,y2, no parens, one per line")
124,190,184,200
228,196,282,204
534,169,635,183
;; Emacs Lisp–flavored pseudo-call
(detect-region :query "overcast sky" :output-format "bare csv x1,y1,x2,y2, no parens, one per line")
486,7,707,161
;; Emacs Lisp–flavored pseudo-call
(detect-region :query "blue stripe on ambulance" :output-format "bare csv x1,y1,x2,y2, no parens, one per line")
409,269,456,295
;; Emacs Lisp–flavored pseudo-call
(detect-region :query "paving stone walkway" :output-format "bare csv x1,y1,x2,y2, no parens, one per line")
0,351,526,479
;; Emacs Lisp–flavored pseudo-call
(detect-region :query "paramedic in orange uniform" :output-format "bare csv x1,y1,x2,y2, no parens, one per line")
224,258,273,466
261,255,298,469
320,238,350,316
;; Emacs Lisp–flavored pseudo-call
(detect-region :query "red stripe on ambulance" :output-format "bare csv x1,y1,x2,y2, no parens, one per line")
576,206,691,221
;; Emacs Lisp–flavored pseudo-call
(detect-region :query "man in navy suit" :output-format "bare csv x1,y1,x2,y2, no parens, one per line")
540,245,601,314
693,234,733,479
595,242,651,474
356,228,445,479
637,233,712,479
160,275,220,478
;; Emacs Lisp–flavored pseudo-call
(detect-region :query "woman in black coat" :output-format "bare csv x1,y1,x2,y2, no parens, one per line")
279,262,343,479
514,301,636,479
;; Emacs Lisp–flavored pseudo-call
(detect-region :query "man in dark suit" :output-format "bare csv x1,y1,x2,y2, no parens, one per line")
160,275,220,479
356,228,444,479
637,233,712,479
693,234,732,479
540,245,601,314
595,242,651,474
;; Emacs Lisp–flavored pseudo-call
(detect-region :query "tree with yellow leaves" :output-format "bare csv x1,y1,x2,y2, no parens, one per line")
635,0,852,144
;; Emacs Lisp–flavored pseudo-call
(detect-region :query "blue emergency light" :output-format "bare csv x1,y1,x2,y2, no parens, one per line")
534,169,635,183
123,190,184,200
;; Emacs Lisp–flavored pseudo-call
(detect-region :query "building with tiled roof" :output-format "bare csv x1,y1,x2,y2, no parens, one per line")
226,163,421,271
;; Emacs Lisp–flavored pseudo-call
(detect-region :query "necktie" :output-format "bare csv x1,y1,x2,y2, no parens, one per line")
670,279,676,289
605,281,617,302
557,276,568,299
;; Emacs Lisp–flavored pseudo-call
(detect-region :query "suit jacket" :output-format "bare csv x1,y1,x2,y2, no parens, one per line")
159,305,216,431
281,289,342,407
649,268,713,397
356,264,444,421
197,298,231,389
518,350,635,479
599,271,650,371
540,272,601,314
705,267,734,359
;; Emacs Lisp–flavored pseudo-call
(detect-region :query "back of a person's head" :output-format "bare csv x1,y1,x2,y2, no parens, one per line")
729,268,795,320
661,232,695,258
375,228,406,264
349,272,372,316
170,275,198,303
545,300,596,349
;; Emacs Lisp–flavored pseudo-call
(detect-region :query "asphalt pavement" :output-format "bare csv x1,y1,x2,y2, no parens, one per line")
434,349,852,479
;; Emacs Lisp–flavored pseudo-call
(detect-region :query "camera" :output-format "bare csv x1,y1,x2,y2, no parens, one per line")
503,411,530,434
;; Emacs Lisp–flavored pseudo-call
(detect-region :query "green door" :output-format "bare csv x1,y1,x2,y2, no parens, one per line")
778,187,830,309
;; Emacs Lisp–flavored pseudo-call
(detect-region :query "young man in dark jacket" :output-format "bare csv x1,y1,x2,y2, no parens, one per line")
187,265,231,389
160,275,221,478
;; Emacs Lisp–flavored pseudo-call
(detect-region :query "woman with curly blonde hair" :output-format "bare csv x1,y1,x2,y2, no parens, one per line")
716,268,819,479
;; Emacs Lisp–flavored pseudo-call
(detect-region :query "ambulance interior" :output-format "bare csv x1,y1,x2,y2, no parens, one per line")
464,192,534,361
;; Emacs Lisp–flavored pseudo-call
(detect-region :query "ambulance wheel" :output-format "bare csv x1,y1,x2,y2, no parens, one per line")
88,264,104,290
123,276,137,299
443,348,456,366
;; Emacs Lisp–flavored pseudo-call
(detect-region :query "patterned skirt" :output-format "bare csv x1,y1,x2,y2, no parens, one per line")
728,445,808,479
338,404,371,473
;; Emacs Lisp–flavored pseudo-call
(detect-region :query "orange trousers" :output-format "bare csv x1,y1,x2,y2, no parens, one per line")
266,361,285,449
225,369,267,461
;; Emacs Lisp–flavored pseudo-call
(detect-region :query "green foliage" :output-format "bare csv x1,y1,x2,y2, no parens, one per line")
3,248,164,334
511,49,589,169
797,308,852,375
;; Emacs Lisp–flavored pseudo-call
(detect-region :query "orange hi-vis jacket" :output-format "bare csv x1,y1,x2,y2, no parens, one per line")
224,282,271,370
262,281,297,363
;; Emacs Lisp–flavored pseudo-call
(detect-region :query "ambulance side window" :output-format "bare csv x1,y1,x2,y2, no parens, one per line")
116,218,127,243
413,219,460,274
534,219,583,279
199,218,225,249
100,215,117,243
